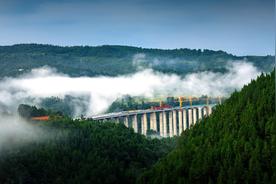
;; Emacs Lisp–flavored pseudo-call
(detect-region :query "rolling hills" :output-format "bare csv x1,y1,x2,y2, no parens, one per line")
0,44,274,78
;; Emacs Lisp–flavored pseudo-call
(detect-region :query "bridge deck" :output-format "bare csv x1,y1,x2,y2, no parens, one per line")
90,104,217,120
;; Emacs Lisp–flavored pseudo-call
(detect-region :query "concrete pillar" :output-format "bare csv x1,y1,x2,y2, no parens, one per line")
113,117,120,123
198,107,202,121
203,107,208,117
178,109,183,135
173,110,178,136
132,115,138,133
159,112,164,137
163,111,168,137
155,112,160,133
193,108,198,125
142,113,148,135
208,106,212,115
188,109,193,127
168,111,173,137
123,116,129,127
150,112,157,132
183,109,187,130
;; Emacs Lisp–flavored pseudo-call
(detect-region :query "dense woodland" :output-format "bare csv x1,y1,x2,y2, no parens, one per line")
0,44,274,78
0,118,176,184
138,70,276,184
17,104,64,118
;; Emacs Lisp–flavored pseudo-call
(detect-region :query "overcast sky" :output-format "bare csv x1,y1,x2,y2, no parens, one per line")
0,0,274,55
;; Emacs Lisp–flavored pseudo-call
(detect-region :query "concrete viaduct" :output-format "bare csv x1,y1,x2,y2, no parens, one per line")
90,105,215,137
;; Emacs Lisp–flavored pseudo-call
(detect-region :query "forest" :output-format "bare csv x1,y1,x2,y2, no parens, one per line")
138,70,276,184
0,70,274,183
0,118,176,184
0,44,274,78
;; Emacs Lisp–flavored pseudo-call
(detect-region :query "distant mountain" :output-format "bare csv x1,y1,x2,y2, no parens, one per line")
138,70,275,183
0,44,274,78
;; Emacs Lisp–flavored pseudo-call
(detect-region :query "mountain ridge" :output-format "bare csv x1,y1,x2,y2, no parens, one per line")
0,44,274,78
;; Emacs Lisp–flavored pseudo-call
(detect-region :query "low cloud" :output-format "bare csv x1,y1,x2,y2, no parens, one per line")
0,115,46,153
0,61,260,116
132,53,147,70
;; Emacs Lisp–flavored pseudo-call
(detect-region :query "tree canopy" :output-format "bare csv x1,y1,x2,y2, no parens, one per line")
0,118,175,184
138,70,275,184
0,44,273,78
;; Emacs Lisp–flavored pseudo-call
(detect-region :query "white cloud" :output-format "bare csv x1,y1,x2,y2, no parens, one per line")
0,115,46,153
0,61,260,116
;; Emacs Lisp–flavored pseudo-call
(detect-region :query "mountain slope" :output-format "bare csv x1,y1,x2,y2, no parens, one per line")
0,119,175,184
0,44,274,78
138,70,275,184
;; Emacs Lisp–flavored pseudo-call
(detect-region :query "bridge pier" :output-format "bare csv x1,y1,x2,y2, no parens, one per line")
150,112,157,132
156,112,160,133
163,111,168,137
142,113,148,135
168,111,173,137
142,113,151,135
178,109,183,135
198,107,202,121
132,114,138,133
203,107,208,117
160,112,164,137
112,117,120,123
193,108,198,125
208,106,212,115
183,109,188,130
188,108,193,127
123,116,129,127
173,110,178,136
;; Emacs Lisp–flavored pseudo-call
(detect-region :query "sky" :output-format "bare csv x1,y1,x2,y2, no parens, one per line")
0,0,274,56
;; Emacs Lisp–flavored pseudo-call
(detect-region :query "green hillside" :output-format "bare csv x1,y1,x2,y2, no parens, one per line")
0,44,273,78
0,119,175,184
138,70,276,184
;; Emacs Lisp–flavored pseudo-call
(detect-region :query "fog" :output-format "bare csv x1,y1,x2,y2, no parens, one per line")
0,115,46,153
0,61,260,116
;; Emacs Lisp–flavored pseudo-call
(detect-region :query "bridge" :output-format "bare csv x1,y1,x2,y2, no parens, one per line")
90,104,216,137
